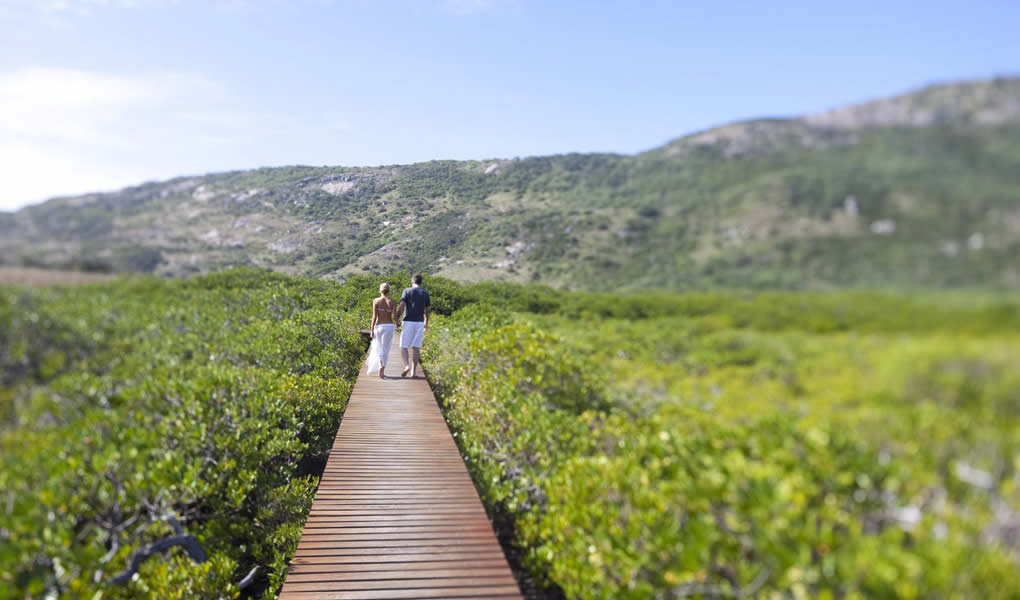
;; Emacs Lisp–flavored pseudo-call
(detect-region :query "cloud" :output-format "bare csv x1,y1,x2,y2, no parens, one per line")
2,0,155,30
1,68,218,149
441,0,519,16
35,0,150,14
0,67,341,211
212,0,253,14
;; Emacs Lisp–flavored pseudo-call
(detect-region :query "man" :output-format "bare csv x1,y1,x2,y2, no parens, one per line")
395,273,431,378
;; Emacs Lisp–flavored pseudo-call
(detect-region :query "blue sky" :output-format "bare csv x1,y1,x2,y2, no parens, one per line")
1,0,1018,211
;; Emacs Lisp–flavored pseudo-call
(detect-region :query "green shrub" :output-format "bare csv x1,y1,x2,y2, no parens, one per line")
0,269,363,599
425,288,1020,599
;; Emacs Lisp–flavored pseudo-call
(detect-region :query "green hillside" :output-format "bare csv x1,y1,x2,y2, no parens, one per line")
2,77,1018,289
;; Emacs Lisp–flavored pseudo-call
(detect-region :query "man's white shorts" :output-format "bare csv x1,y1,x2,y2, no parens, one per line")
400,321,425,348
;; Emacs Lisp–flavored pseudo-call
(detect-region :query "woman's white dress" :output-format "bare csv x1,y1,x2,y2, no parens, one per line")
366,323,395,374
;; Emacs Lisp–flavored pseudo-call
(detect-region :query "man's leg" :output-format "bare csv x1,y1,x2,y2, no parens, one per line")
411,347,421,377
399,324,411,377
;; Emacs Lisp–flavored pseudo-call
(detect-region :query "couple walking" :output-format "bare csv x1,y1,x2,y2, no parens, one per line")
367,273,431,379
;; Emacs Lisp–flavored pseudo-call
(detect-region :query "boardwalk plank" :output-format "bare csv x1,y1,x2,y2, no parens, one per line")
285,559,510,575
284,567,514,583
278,587,522,600
282,575,518,592
295,538,499,547
278,340,522,599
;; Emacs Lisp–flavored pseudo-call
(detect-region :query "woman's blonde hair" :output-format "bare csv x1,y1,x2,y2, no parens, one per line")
379,282,390,295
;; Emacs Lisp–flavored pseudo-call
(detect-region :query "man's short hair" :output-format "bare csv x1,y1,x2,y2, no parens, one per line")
412,273,423,285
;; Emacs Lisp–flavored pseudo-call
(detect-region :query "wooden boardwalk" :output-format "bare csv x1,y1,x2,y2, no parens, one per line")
278,340,523,600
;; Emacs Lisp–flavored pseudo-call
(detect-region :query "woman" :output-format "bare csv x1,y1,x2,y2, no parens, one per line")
367,282,397,378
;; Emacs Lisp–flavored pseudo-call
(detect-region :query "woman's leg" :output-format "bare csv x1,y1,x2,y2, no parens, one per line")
378,325,394,378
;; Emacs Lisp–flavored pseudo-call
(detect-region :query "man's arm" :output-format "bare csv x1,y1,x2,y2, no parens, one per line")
424,306,431,330
395,300,405,326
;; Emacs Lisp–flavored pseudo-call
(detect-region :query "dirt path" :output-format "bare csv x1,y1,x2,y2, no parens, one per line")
0,267,119,287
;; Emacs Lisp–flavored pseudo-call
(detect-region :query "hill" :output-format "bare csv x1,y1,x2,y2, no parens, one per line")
2,77,1019,289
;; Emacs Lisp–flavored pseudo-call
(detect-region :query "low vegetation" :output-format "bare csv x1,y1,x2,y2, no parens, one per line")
3,269,1018,598
0,269,366,599
423,281,1020,598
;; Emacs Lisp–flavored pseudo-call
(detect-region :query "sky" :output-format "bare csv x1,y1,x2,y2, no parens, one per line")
1,0,1018,211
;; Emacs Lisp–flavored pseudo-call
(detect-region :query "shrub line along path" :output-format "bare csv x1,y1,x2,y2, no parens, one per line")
278,340,524,599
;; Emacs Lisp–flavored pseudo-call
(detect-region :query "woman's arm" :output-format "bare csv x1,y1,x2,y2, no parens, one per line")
370,301,378,337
